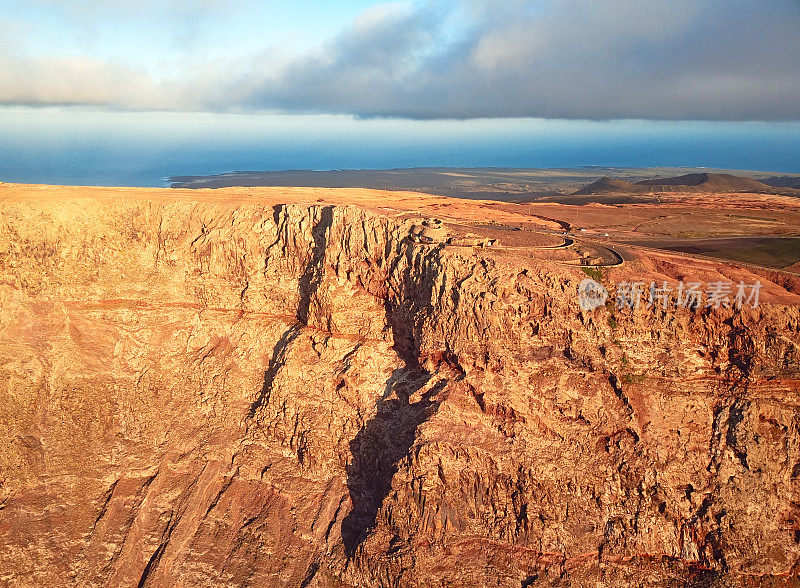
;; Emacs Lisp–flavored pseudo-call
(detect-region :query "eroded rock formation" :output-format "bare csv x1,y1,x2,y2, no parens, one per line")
0,192,799,586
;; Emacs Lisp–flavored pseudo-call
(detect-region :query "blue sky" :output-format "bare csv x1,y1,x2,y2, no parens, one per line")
2,1,377,74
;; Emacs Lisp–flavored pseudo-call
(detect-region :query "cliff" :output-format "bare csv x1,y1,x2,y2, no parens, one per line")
0,186,799,586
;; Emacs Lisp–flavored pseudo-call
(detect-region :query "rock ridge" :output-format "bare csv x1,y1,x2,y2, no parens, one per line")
0,195,798,586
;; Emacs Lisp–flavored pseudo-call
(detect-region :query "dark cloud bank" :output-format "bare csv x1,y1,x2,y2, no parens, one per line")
231,0,800,120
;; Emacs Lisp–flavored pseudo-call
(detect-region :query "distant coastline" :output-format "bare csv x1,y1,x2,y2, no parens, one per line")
168,167,800,202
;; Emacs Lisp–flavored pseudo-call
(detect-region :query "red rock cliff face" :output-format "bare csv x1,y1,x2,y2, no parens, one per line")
0,198,799,586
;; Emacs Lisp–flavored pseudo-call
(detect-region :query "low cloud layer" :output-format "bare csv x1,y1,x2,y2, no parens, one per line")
2,0,799,120
235,0,800,120
0,56,164,109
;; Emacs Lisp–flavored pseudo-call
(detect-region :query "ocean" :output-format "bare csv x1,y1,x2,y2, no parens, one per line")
1,109,798,187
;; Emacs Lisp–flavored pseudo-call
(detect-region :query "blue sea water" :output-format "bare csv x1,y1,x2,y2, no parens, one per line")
0,109,798,186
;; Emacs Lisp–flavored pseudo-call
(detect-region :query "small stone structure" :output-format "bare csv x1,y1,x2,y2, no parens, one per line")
410,218,448,244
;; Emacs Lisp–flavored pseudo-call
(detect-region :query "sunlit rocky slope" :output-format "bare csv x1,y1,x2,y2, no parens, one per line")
0,184,799,586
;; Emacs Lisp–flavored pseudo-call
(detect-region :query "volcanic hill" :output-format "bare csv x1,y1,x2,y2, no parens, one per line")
574,172,792,196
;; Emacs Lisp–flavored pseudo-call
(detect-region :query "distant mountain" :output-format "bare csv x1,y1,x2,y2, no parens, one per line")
761,176,800,190
573,172,792,195
635,172,773,193
572,177,644,195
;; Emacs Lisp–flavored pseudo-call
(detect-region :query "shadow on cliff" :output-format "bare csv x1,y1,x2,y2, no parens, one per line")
380,241,441,370
248,206,334,419
247,323,302,418
297,205,334,325
342,368,445,558
250,204,445,556
339,223,451,557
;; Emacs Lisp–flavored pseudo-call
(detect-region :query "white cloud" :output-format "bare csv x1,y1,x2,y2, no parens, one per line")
0,54,185,109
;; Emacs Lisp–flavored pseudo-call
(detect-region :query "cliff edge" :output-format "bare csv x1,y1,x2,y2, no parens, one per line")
0,185,799,586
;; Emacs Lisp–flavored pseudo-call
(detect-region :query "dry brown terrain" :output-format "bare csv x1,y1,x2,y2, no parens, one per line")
493,191,800,272
1,182,799,586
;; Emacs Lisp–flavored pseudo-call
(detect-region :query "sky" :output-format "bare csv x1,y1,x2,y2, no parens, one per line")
0,0,798,182
2,0,799,120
